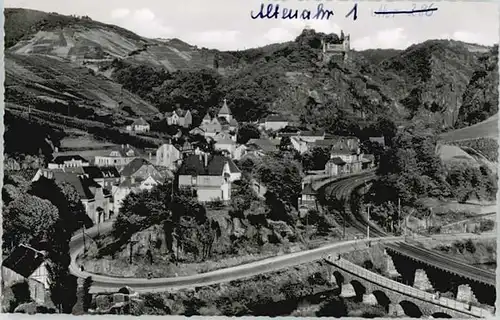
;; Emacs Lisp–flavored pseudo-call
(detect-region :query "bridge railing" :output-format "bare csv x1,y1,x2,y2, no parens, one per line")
328,258,493,318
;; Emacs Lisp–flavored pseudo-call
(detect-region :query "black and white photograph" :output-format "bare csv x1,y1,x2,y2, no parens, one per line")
1,0,498,317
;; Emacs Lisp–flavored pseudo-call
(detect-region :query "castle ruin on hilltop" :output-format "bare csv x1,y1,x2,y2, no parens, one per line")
321,30,351,64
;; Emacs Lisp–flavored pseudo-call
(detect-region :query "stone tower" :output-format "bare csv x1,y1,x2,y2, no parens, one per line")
322,30,351,64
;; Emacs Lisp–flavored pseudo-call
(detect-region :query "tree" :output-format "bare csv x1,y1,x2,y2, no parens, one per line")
11,281,31,306
237,123,260,144
302,147,330,171
3,194,59,252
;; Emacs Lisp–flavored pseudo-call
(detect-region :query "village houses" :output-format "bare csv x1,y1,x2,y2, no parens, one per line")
2,244,49,304
177,153,241,203
165,108,193,128
126,117,150,133
195,99,239,139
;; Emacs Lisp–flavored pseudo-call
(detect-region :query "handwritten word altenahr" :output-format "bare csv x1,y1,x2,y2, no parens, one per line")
251,3,334,20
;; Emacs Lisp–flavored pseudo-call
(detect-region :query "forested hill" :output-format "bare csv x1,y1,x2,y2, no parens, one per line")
4,7,498,136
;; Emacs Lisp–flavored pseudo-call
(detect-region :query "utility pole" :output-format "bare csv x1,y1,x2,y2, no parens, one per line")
366,204,370,239
82,225,87,254
397,197,401,233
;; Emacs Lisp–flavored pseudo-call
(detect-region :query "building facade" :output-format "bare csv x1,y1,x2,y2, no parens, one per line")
156,143,182,169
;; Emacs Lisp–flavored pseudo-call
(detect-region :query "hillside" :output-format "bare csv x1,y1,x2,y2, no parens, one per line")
4,8,498,152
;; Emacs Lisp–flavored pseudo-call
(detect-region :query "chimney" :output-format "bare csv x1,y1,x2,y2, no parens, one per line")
121,144,124,149
149,152,152,160
126,144,130,149
204,153,208,167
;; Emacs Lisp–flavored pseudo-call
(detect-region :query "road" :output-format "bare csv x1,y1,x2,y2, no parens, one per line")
68,171,495,293
439,113,498,142
69,222,403,293
322,172,497,287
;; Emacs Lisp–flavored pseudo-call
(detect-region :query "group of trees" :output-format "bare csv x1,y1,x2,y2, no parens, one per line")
366,121,498,232
445,163,497,203
111,182,220,263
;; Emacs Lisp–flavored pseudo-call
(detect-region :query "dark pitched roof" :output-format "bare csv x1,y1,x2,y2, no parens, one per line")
83,166,120,179
329,157,346,165
51,155,89,164
178,154,240,176
2,245,47,278
120,158,152,177
51,172,101,200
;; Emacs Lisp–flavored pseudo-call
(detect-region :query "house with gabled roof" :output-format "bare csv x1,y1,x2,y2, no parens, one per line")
214,138,237,157
32,171,113,224
126,117,150,133
94,144,140,168
48,155,90,169
165,108,192,128
2,244,49,303
263,114,289,131
82,166,121,190
156,143,182,169
120,158,164,185
298,183,318,215
245,138,279,156
177,153,241,202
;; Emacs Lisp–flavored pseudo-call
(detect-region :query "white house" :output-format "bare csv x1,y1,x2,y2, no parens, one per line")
264,115,289,131
214,138,236,157
156,143,182,169
126,118,150,133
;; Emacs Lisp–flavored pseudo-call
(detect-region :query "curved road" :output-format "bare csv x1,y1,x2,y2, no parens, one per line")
69,171,495,293
69,224,403,293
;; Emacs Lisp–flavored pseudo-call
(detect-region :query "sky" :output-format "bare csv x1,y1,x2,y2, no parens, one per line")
5,0,500,51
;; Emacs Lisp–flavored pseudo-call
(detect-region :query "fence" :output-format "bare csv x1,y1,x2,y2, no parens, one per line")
328,258,493,318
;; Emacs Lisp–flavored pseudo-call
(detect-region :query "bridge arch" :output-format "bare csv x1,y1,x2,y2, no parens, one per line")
431,312,453,318
350,280,366,301
372,290,391,311
399,300,423,318
332,271,344,287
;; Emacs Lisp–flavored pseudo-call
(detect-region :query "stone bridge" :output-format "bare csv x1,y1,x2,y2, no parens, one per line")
384,242,496,307
324,257,494,318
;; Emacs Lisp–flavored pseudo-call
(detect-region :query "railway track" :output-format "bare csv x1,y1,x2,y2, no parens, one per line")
323,173,496,287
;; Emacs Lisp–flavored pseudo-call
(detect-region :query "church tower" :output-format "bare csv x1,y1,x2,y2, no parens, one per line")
218,98,232,122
